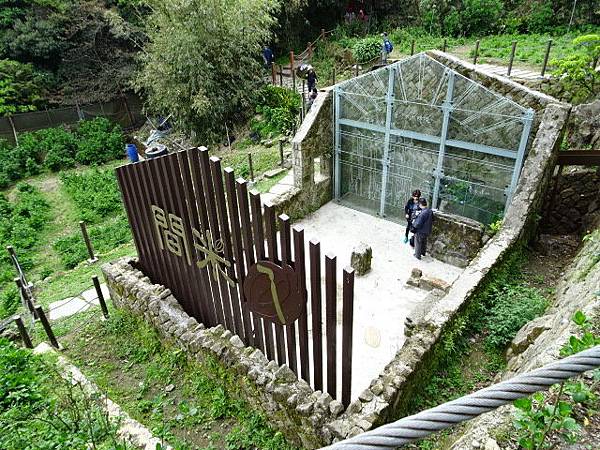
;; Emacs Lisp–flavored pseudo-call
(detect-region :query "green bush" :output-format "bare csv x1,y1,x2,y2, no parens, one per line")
39,126,78,171
53,216,132,269
460,0,504,36
60,168,123,223
251,85,300,138
352,36,382,63
484,285,548,349
0,285,19,319
75,117,125,165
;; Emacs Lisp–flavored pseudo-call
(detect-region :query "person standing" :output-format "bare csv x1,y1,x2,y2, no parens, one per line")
403,189,421,244
381,32,393,64
411,198,434,260
307,68,318,92
262,46,274,69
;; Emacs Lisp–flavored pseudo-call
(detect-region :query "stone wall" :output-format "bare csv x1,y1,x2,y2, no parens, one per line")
325,102,571,443
429,211,486,268
102,259,344,449
565,100,600,150
541,168,600,235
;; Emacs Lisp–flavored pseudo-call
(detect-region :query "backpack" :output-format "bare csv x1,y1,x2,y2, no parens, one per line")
385,40,393,53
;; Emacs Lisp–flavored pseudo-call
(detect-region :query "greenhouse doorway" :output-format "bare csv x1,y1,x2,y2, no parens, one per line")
333,54,535,225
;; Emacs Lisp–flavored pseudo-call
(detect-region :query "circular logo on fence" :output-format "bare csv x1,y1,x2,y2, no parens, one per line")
243,261,304,325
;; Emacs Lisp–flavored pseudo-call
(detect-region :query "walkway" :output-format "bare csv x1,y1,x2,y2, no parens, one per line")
48,283,110,321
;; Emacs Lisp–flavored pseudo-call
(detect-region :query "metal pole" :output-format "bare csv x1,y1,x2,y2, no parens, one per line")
432,72,456,210
35,306,59,349
378,67,397,217
79,221,97,263
410,40,415,56
568,0,577,31
7,115,18,146
279,140,285,167
290,51,296,91
541,39,552,77
14,278,36,318
507,41,517,76
14,316,33,348
333,87,342,200
506,108,535,210
248,153,254,181
473,40,480,65
92,276,109,319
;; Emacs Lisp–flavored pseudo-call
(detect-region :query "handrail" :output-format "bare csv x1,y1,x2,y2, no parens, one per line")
322,346,600,449
556,150,600,166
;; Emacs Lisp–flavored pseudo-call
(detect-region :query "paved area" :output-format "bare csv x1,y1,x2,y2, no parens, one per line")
295,202,464,400
260,170,294,205
48,283,110,321
475,63,545,81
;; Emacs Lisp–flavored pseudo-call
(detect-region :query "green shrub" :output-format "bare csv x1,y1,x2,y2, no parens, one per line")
484,285,548,349
460,0,504,36
352,36,381,63
525,0,554,33
53,216,132,269
251,86,300,137
38,126,78,172
0,285,19,319
75,117,124,165
60,168,124,223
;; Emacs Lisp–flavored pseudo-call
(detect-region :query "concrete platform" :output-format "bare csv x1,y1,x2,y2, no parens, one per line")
294,202,464,400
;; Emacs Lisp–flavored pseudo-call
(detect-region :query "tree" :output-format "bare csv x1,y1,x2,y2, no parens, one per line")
135,0,279,142
0,59,47,115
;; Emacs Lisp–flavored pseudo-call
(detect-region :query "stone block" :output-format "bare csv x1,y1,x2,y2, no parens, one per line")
419,276,451,293
350,242,372,276
264,168,286,178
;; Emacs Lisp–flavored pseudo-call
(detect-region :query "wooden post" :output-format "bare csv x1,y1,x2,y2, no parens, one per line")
279,140,284,167
92,276,109,319
279,64,283,86
7,115,18,146
541,39,552,77
290,51,296,91
301,93,306,120
247,153,254,181
410,40,415,56
507,41,517,76
321,28,325,40
473,40,480,65
35,306,59,349
302,79,305,94
79,221,97,263
341,267,355,406
442,39,447,52
308,41,313,59
15,278,36,318
14,316,33,348
271,62,276,85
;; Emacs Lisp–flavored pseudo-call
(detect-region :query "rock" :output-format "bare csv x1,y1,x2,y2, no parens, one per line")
411,268,422,278
483,438,501,450
350,242,372,276
264,168,286,178
165,384,175,392
508,316,551,358
419,276,451,293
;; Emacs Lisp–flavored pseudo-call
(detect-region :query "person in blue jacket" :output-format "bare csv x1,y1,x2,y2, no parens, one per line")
262,46,274,69
411,198,434,260
403,189,421,243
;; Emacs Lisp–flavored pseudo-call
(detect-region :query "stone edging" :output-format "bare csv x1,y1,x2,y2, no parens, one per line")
102,260,344,449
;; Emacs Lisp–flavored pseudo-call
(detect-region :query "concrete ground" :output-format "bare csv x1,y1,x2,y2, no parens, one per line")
294,202,463,401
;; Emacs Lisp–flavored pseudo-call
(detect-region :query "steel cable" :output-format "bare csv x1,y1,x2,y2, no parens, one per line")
323,346,600,450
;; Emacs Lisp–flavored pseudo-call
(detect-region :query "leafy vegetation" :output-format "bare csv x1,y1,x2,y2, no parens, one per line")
352,36,382,63
0,118,124,189
0,59,47,115
62,309,297,449
0,338,125,449
251,85,301,138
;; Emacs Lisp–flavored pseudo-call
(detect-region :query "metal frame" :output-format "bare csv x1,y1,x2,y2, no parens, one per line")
333,53,536,222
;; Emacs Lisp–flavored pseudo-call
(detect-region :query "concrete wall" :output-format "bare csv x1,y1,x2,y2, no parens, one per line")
102,259,344,449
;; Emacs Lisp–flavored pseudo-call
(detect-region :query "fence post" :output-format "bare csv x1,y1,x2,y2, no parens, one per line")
79,221,97,263
301,93,306,120
279,140,285,167
35,306,59,349
321,28,325,40
14,316,33,348
75,100,84,121
507,41,517,76
44,107,52,127
248,153,255,181
473,40,480,65
541,39,552,77
302,79,305,94
410,40,415,56
290,51,296,91
308,41,313,59
271,62,276,85
279,64,283,86
92,275,109,319
7,115,18,146
15,278,36,319
442,39,447,52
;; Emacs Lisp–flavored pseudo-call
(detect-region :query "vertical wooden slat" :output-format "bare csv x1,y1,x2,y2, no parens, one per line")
264,203,286,365
250,191,274,361
178,150,215,326
310,239,323,391
224,168,253,345
294,227,310,384
210,157,241,339
188,149,220,326
325,253,337,399
342,267,355,407
198,148,227,326
280,214,297,374
236,179,264,351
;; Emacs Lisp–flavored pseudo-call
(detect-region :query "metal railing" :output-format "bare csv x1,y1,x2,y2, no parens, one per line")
323,345,600,449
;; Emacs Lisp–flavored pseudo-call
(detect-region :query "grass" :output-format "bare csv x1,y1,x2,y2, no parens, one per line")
255,169,289,193
57,307,297,450
214,141,282,180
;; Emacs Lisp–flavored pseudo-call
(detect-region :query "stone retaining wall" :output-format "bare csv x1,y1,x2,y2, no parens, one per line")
429,211,487,268
325,102,571,443
102,259,344,449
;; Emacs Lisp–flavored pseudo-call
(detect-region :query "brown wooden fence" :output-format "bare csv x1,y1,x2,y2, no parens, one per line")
115,147,355,405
